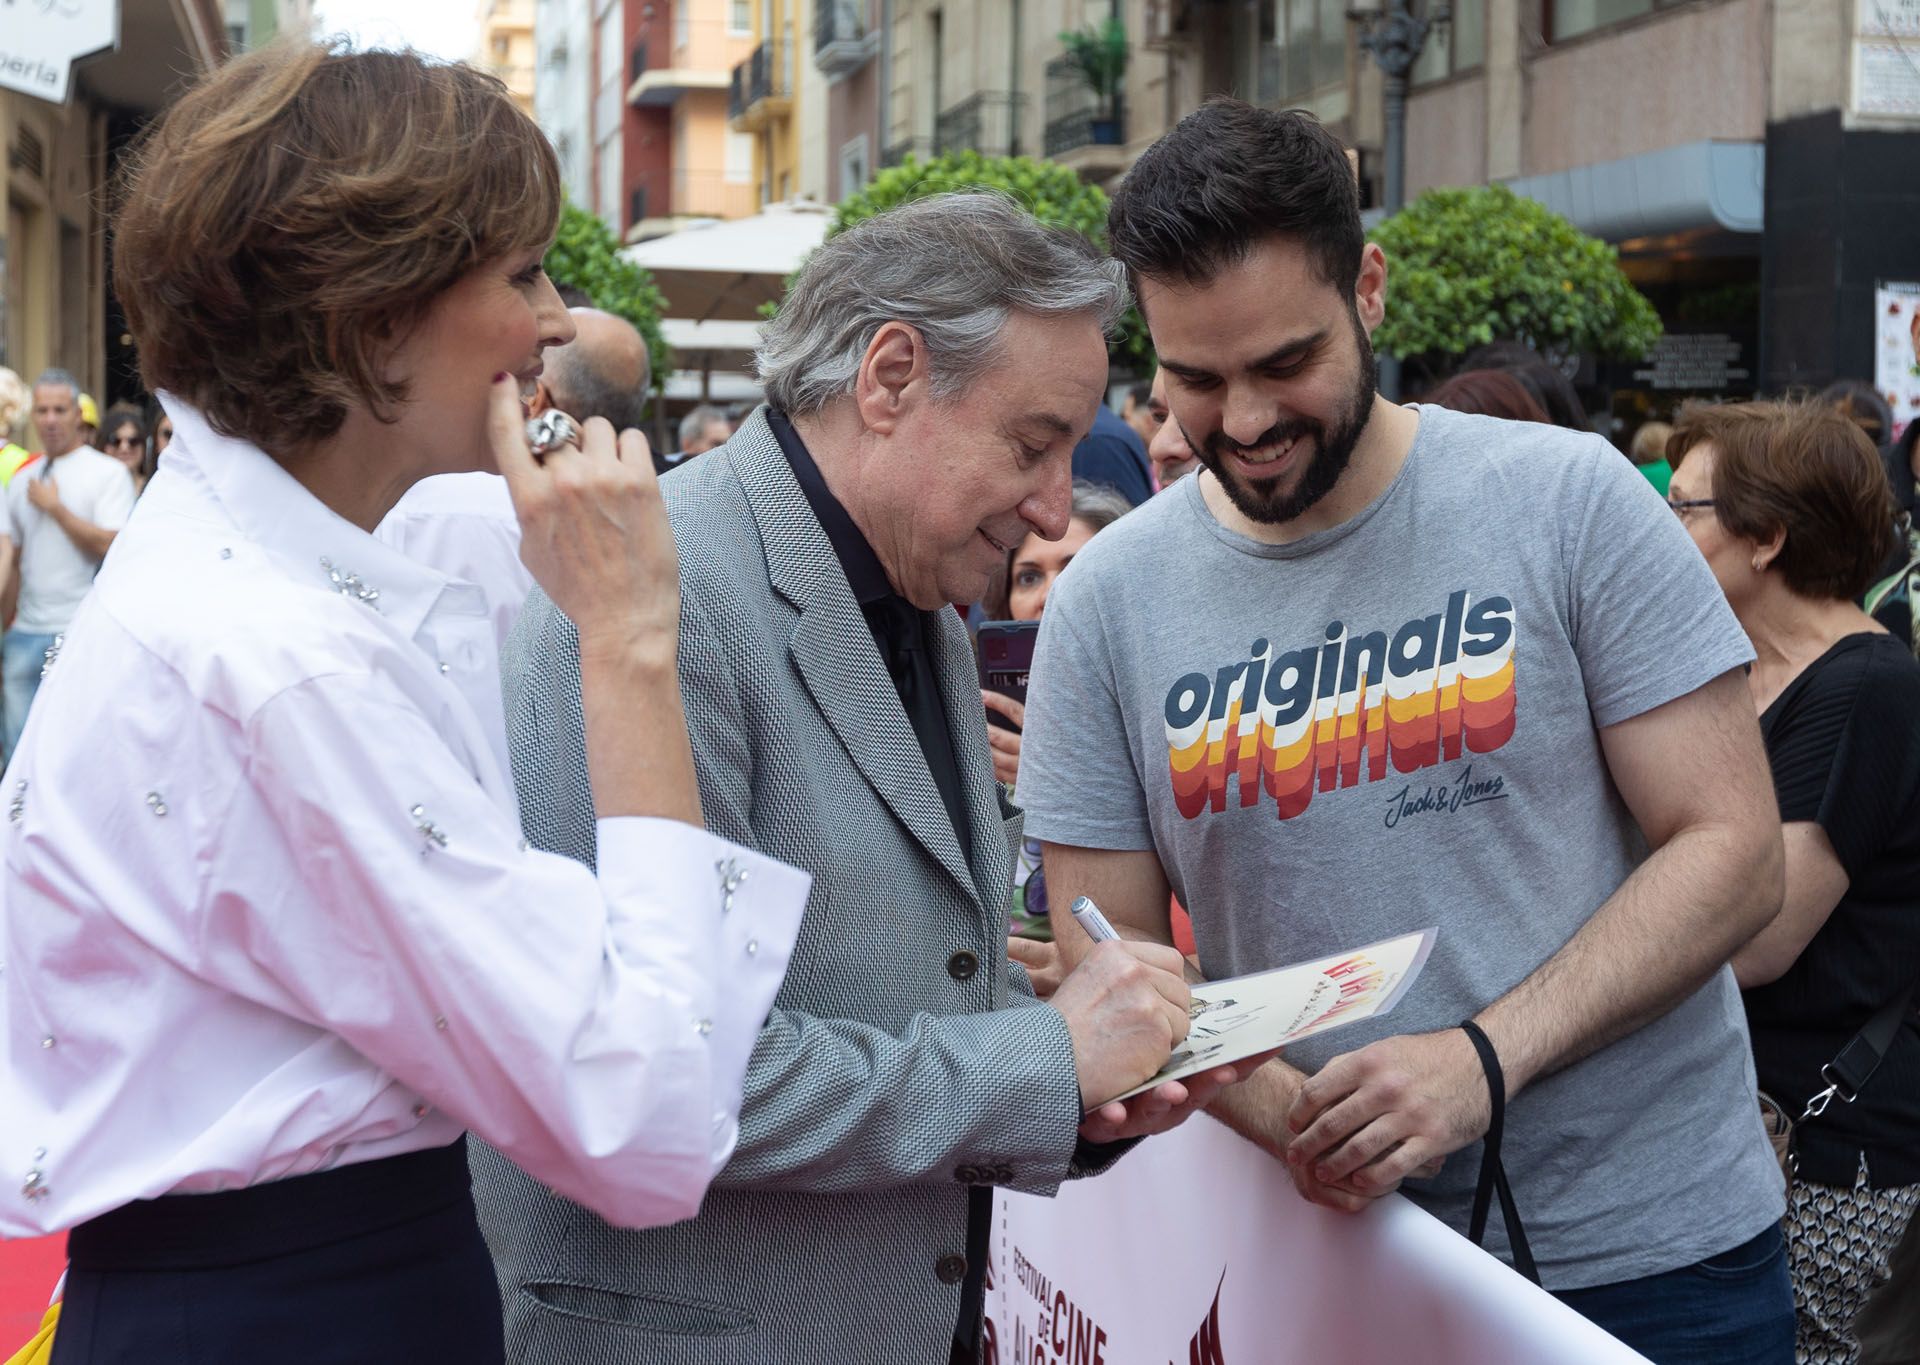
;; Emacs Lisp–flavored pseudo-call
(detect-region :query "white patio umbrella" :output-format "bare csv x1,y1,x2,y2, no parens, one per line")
622,201,833,323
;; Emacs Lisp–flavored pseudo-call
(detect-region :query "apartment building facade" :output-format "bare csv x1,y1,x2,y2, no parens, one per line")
479,0,539,117
878,0,1918,404
535,0,595,207
612,0,760,238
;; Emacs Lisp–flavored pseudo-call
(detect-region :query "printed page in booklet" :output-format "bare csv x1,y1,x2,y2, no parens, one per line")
1109,928,1438,1104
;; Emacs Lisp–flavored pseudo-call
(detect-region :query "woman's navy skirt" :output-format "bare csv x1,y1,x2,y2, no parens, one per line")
49,1140,504,1364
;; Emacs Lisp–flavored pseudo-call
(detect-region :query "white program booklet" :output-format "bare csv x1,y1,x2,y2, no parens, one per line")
1110,927,1438,1103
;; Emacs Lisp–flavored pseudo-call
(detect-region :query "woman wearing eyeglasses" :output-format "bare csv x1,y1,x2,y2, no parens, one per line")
1668,400,1920,1365
97,404,149,495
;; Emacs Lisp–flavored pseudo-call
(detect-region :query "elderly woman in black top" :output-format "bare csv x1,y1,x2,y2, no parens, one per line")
1668,400,1920,1365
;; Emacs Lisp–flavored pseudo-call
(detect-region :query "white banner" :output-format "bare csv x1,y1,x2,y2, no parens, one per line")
985,1117,1651,1365
0,0,120,105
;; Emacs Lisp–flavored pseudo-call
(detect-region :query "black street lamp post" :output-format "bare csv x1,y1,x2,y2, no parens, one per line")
1350,0,1447,398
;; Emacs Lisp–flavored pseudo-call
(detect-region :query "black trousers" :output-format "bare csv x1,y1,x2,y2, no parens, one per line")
51,1141,504,1365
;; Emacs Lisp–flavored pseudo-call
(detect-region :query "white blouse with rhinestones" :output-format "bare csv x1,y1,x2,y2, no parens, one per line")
0,400,808,1237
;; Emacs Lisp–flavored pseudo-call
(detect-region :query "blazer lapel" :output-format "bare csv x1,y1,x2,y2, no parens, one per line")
727,411,979,901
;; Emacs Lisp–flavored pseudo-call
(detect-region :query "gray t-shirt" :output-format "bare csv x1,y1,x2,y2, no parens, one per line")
1018,406,1784,1289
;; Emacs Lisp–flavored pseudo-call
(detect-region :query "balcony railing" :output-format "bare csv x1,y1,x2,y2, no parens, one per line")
629,165,671,222
815,0,877,76
1044,54,1123,158
882,136,932,168
728,40,789,122
935,92,1027,158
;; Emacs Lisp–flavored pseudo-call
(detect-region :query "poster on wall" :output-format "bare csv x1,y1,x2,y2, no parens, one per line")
1876,283,1920,434
1854,0,1920,118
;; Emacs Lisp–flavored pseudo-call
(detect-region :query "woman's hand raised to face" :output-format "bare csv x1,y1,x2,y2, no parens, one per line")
489,375,677,655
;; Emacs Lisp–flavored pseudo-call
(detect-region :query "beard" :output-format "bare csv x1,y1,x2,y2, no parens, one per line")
1185,310,1379,526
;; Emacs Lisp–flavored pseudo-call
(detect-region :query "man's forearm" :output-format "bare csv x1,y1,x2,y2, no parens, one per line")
50,506,116,560
1478,816,1782,1095
1206,1055,1307,1156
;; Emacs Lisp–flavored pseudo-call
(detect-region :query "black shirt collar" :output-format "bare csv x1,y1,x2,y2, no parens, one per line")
766,407,894,608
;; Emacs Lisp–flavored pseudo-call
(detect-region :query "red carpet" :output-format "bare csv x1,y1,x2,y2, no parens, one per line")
0,1234,64,1348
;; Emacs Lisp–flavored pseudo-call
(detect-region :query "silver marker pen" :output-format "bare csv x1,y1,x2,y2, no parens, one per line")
1069,895,1121,944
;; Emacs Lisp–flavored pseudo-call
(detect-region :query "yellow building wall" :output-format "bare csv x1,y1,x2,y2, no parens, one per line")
671,1,759,219
673,91,761,220
743,0,803,204
478,0,536,117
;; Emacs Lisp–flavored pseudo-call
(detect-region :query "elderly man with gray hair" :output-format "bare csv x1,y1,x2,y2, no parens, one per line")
675,403,732,460
476,193,1253,1365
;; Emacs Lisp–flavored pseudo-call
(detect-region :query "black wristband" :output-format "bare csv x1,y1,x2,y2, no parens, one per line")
1458,1019,1539,1284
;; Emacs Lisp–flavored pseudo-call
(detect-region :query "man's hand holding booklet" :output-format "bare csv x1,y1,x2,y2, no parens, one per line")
1070,899,1437,1106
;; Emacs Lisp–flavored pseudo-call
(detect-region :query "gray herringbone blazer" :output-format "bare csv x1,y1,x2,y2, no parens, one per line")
472,409,1101,1364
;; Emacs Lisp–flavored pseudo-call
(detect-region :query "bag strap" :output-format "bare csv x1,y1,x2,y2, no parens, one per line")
1460,1020,1541,1285
1805,981,1920,1121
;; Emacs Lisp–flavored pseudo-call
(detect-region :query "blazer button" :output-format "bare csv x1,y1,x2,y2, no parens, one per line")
947,950,979,982
936,1253,969,1285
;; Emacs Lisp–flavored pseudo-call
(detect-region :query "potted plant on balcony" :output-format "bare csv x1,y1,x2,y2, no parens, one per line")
1058,16,1128,145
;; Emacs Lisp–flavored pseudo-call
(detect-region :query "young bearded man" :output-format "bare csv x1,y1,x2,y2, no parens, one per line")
1015,99,1795,1363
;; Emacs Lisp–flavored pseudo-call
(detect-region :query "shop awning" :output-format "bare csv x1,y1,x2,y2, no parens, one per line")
1501,140,1764,242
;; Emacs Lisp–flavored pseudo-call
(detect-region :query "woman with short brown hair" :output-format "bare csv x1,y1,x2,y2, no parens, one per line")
0,41,807,1365
1668,400,1920,1365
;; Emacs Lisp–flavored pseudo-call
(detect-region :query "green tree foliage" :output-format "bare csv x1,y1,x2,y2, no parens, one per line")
542,201,672,390
1370,184,1662,371
825,151,1152,374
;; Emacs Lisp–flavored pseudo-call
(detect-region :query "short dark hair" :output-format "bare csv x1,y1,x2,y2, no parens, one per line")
1817,379,1893,445
1459,341,1588,431
1669,400,1897,602
99,403,147,440
1107,99,1363,296
1126,382,1150,408
113,41,561,454
1420,370,1550,425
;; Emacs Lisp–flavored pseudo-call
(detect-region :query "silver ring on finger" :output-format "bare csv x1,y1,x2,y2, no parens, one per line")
525,410,583,461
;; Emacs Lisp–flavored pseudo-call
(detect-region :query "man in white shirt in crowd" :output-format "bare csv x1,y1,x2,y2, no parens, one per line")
378,307,653,660
0,368,136,757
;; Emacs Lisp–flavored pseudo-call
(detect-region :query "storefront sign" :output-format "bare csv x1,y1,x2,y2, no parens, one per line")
0,0,119,105
1630,330,1752,393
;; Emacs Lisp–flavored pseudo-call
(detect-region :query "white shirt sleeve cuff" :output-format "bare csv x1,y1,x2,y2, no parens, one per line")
594,817,810,1135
